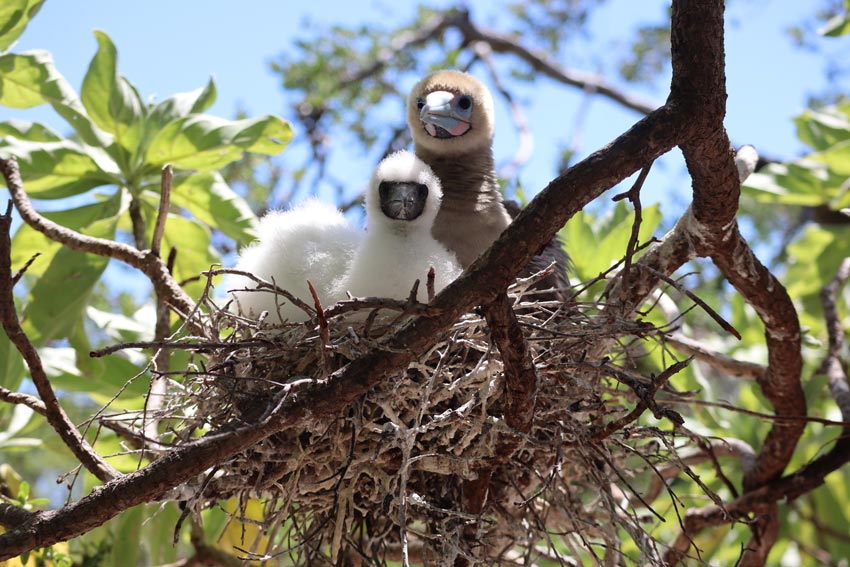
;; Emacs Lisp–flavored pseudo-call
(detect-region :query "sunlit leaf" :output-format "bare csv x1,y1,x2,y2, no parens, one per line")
21,213,119,344
794,106,850,152
168,171,258,246
0,50,109,146
0,404,34,445
41,345,148,398
81,31,146,157
820,12,850,36
0,138,119,198
147,78,217,132
813,138,850,176
0,0,45,52
563,201,662,281
0,118,61,142
145,114,293,171
0,334,24,391
10,191,127,280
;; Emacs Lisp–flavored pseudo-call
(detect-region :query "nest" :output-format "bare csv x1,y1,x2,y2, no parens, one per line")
102,271,712,566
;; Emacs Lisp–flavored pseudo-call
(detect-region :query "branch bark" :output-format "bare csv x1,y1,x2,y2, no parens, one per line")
0,158,199,328
1,203,120,484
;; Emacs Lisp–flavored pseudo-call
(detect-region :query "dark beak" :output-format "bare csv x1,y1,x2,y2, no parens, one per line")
378,181,429,221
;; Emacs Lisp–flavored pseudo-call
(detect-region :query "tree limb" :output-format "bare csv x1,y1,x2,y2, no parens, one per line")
0,158,199,328
0,202,120,484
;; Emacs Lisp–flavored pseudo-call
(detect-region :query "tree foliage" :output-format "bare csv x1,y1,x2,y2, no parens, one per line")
1,1,850,566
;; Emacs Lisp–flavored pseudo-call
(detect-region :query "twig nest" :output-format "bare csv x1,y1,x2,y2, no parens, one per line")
122,274,697,565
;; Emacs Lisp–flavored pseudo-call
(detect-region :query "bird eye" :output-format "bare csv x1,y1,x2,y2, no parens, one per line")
457,95,472,110
416,97,425,110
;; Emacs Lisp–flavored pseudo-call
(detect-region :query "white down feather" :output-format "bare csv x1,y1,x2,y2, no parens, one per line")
339,151,462,300
228,199,361,324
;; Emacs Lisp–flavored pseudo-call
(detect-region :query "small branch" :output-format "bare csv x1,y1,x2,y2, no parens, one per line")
0,385,47,415
11,252,40,286
474,41,534,180
450,11,659,115
641,438,756,505
146,247,178,443
818,257,850,432
483,294,537,434
128,196,147,250
612,164,652,296
0,158,199,328
645,266,741,340
0,204,120,484
665,333,765,380
151,164,173,258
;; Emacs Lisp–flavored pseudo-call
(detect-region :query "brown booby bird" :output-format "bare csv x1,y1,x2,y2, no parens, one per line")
407,70,570,296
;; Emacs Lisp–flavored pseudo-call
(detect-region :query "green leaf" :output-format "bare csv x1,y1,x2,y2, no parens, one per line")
813,138,850,176
147,78,217,132
0,333,24,391
10,191,126,280
820,13,850,37
21,213,119,345
0,138,119,198
155,213,219,298
794,106,850,152
168,171,258,246
81,31,146,156
0,50,109,146
145,114,293,170
0,0,45,52
0,118,61,141
742,161,839,206
40,346,149,399
0,404,35,447
562,201,662,281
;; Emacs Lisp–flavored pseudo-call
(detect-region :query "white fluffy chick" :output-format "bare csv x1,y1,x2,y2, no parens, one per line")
228,199,361,324
339,151,462,300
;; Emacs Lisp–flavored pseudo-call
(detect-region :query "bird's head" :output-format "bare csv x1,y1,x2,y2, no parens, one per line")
407,70,495,156
367,151,442,231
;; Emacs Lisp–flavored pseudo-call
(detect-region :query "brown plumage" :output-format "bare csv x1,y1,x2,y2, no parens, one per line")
407,70,570,297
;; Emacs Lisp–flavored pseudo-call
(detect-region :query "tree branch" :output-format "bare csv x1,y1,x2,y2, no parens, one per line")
0,202,120,484
0,158,199,327
664,333,765,381
818,257,850,431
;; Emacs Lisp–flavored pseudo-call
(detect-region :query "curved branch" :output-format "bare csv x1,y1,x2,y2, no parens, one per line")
450,10,659,115
0,203,120,484
668,0,806,493
0,158,198,326
819,257,850,427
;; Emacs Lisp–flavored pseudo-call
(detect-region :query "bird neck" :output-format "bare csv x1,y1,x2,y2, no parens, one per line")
414,144,502,209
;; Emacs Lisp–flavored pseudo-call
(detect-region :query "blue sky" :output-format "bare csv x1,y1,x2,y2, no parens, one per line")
2,0,847,218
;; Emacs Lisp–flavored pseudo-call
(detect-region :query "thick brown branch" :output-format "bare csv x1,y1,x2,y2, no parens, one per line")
151,164,173,258
669,0,806,494
0,204,120,484
0,503,35,530
710,228,805,491
483,294,537,434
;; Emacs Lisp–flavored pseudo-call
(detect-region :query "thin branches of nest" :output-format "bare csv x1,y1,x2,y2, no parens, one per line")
95,267,711,566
